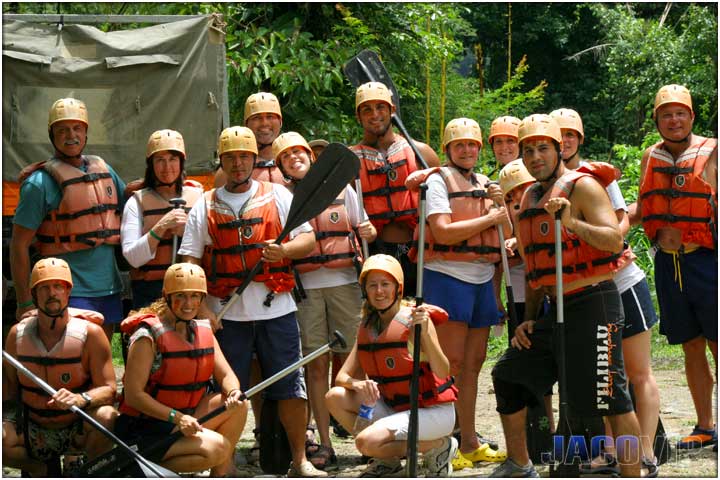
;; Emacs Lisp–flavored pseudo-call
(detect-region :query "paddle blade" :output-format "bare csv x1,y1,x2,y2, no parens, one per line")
343,49,402,117
284,143,359,236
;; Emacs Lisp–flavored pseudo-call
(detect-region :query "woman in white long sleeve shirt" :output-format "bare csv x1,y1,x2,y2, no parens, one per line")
121,129,203,309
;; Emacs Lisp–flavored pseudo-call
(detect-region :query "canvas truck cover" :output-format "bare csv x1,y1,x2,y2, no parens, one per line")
2,14,228,185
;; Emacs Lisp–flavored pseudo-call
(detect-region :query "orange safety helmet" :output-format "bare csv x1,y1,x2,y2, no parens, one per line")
549,108,584,141
488,116,521,144
653,84,693,119
163,263,208,296
518,114,563,147
359,254,404,299
30,258,73,290
146,129,186,160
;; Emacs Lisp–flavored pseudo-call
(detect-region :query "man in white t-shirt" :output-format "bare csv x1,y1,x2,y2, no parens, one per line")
551,108,660,476
179,126,326,478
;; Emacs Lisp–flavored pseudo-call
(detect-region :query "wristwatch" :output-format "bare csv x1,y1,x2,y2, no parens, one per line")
80,392,92,408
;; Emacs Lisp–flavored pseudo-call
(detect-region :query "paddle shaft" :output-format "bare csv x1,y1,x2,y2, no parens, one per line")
355,178,370,259
355,57,428,169
2,351,173,478
554,212,568,424
169,197,187,265
406,183,427,477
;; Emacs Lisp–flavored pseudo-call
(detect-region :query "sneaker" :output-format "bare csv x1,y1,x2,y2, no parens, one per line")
287,460,328,478
676,425,717,449
490,459,540,478
641,457,659,478
424,436,458,477
359,457,404,477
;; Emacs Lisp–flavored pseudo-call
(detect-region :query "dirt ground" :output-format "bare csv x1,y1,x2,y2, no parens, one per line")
3,362,716,478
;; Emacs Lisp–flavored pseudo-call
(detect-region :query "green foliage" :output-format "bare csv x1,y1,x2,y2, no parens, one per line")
590,3,718,144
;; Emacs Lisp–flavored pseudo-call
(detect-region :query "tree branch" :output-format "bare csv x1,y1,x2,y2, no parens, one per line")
565,43,615,62
659,2,672,28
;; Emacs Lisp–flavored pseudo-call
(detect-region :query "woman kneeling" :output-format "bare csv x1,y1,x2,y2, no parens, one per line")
115,263,247,476
325,255,458,477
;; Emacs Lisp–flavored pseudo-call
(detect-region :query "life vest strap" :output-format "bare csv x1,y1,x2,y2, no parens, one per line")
356,341,407,352
161,347,215,360
217,217,264,229
60,171,112,188
293,252,356,266
448,190,488,199
367,160,408,175
640,189,712,200
368,208,417,220
17,355,81,366
651,166,693,175
364,185,408,198
36,229,121,247
642,213,713,224
314,231,351,240
47,203,119,221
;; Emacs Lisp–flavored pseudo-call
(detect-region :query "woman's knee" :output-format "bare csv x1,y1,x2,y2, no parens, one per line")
324,386,346,413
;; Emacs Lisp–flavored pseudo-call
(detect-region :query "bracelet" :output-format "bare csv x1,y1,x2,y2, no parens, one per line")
225,388,240,397
149,229,162,241
168,408,177,424
17,300,34,309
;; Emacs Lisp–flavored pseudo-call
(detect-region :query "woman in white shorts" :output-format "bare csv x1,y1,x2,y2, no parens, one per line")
325,255,458,477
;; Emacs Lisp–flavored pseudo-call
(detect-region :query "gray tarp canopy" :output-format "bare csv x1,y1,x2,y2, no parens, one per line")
2,14,228,182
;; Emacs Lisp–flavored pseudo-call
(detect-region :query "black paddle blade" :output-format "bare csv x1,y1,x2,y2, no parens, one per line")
343,49,402,117
283,143,359,238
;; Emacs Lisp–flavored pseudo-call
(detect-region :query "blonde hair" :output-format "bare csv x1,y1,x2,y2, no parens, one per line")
128,298,169,319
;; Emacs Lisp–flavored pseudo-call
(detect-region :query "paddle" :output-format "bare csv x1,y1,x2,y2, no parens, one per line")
485,181,518,341
215,143,360,320
406,183,428,477
343,49,429,169
2,350,177,478
80,331,347,477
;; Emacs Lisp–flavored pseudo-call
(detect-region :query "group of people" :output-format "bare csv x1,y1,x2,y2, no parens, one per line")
2,81,716,479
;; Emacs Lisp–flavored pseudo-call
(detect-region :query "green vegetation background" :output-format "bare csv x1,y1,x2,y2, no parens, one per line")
6,3,716,367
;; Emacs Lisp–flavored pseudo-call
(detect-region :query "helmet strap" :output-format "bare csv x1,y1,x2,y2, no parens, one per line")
447,158,479,186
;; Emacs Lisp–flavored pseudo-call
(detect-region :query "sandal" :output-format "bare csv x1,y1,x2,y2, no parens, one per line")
641,456,658,478
309,445,338,471
461,443,507,463
578,452,620,475
451,450,474,470
305,425,320,456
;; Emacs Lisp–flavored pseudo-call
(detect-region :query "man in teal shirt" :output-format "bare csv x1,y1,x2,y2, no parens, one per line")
10,98,126,341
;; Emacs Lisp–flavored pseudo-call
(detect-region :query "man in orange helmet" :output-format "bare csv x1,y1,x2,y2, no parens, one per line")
633,84,717,451
491,114,641,477
350,82,440,298
3,258,117,476
10,98,126,342
214,92,291,187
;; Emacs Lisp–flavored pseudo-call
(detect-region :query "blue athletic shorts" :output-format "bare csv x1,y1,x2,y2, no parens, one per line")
654,248,718,344
423,268,499,328
620,278,658,339
215,312,307,401
69,294,123,325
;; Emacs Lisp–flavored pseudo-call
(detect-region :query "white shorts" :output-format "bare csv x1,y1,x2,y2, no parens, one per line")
371,397,455,441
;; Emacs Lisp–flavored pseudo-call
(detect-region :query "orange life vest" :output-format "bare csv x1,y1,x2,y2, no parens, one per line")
201,183,295,298
356,306,457,412
118,313,215,415
406,167,501,263
639,136,717,249
130,185,203,281
22,156,121,255
252,158,293,186
518,162,622,290
293,190,362,274
350,137,418,234
15,316,91,427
